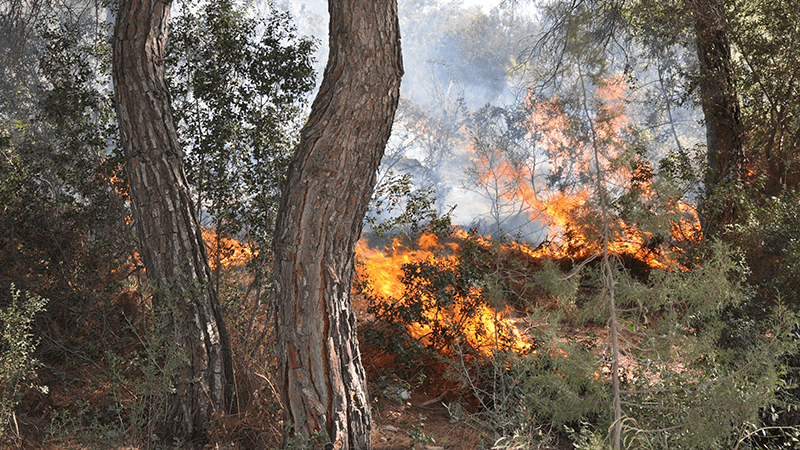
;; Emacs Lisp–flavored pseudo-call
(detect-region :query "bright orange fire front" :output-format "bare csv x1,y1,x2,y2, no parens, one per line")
463,73,701,269
355,232,531,356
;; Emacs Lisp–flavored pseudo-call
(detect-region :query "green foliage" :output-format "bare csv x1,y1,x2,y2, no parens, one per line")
729,0,800,195
569,424,613,450
4,2,314,446
603,242,794,448
450,235,792,448
0,8,145,447
0,3,133,346
409,414,436,449
443,335,606,449
531,259,580,308
0,285,48,442
40,281,202,449
168,0,316,261
506,340,607,427
725,189,800,443
732,190,800,308
124,292,192,449
367,171,454,238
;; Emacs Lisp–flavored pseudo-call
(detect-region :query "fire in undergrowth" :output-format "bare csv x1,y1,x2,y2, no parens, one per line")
355,231,532,357
356,74,703,358
465,73,702,269
202,227,256,270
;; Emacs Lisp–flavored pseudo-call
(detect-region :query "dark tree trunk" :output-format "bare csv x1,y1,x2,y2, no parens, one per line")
690,0,744,231
271,0,402,448
112,0,234,443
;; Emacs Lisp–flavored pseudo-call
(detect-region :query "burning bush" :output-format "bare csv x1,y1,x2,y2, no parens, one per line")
356,231,532,362
355,229,614,444
354,222,799,449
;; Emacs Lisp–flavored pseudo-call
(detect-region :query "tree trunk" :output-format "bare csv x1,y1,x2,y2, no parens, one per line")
271,0,403,448
690,0,744,231
112,0,234,444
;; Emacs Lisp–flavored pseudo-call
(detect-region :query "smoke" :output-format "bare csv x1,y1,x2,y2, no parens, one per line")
275,0,704,245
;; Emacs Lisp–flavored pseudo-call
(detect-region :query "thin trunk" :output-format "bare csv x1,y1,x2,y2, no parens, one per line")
112,0,234,443
579,66,621,449
605,253,622,450
271,0,403,448
657,59,685,154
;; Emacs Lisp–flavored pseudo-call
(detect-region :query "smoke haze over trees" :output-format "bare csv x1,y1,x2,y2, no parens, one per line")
2,0,800,448
285,0,706,243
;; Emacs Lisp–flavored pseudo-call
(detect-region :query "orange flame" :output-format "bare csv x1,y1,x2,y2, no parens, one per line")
355,232,531,356
464,74,701,268
202,228,256,270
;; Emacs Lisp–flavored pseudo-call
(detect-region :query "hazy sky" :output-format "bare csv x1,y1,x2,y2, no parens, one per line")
461,0,502,11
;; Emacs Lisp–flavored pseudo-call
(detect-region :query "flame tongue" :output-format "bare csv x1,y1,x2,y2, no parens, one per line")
202,227,256,270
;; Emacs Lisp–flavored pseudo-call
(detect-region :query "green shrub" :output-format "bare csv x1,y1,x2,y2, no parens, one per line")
0,285,48,442
450,341,608,448
606,242,796,449
366,171,454,239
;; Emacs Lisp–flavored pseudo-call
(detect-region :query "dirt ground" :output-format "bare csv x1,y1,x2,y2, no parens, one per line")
369,389,483,450
364,378,575,450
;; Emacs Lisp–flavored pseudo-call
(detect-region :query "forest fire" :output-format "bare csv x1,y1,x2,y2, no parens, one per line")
466,74,702,269
355,232,531,356
355,73,702,358
528,190,700,269
202,228,256,270
466,143,700,270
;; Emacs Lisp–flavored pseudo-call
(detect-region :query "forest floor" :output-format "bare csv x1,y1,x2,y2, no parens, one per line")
8,234,596,449
364,380,574,450
353,295,584,450
368,382,485,450
10,300,579,450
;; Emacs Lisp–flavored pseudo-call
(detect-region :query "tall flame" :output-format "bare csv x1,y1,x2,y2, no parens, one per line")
466,74,701,268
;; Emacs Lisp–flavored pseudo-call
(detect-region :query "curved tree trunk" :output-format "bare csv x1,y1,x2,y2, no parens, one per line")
112,0,234,443
271,0,403,448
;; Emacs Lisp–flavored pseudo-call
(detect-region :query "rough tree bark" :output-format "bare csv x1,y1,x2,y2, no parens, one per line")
271,0,403,448
112,0,234,443
690,0,744,231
